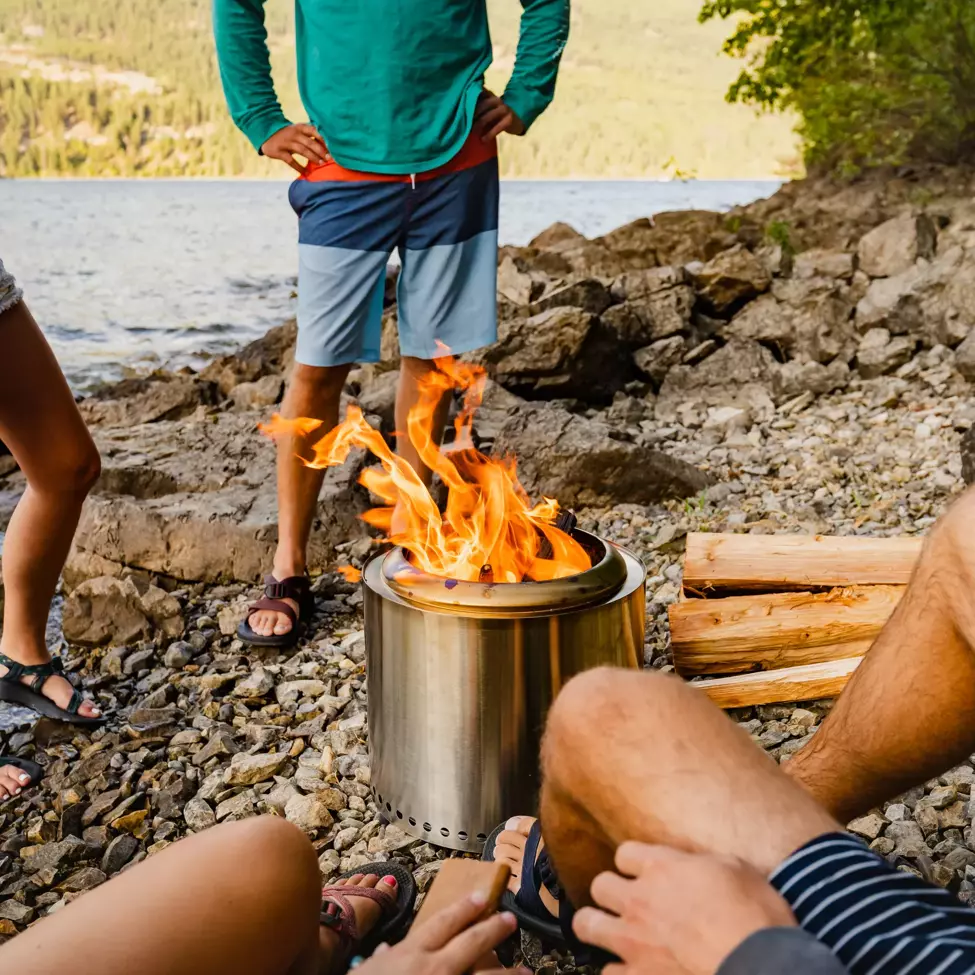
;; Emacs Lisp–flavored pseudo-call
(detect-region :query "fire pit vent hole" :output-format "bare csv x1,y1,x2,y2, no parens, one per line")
423,822,432,832
476,833,487,842
409,817,417,827
396,810,403,820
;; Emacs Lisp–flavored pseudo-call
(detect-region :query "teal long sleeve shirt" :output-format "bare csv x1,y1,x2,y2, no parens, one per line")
212,0,570,174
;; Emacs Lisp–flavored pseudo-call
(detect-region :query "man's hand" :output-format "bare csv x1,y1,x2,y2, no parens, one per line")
476,91,526,141
356,891,527,975
573,843,798,975
261,124,330,174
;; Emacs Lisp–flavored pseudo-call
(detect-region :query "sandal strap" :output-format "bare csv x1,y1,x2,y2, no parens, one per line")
319,885,395,952
537,849,563,901
514,820,560,920
0,653,64,682
263,574,310,602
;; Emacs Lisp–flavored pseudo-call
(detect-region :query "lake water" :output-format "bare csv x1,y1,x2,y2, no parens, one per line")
1,179,780,391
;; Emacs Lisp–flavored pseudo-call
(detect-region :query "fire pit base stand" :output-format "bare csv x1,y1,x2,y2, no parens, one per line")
362,532,646,854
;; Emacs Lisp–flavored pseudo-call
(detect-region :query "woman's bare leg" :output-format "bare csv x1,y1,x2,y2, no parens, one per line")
0,300,101,726
0,817,324,975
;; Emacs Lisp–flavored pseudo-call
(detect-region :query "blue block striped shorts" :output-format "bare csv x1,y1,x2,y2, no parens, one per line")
287,131,499,368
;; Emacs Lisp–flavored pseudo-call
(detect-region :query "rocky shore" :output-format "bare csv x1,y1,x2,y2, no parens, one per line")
3,165,975,963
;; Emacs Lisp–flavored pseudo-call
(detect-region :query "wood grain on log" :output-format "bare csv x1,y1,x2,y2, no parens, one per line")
683,532,922,595
670,585,903,676
697,657,861,709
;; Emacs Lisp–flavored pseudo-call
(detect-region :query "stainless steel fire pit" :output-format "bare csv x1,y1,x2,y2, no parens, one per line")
362,529,646,853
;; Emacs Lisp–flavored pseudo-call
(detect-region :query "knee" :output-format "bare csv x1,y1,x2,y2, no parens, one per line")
34,438,101,498
222,816,319,902
399,355,436,379
542,667,632,781
289,363,348,403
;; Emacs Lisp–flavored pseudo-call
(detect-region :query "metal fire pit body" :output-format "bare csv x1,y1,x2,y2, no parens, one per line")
362,530,646,853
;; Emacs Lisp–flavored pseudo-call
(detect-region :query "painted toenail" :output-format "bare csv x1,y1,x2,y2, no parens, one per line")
381,875,397,887
505,817,521,830
14,788,21,795
18,774,29,783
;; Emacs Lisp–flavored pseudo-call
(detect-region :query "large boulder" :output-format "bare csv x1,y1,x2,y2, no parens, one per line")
494,405,710,507
855,329,917,379
80,376,220,427
857,214,937,278
469,306,628,402
656,340,778,423
61,576,153,646
67,411,370,586
600,211,728,266
727,279,856,364
692,245,772,314
199,319,297,395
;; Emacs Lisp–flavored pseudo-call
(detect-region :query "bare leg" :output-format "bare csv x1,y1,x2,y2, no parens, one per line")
395,355,451,488
537,668,840,910
786,487,975,823
0,817,397,975
248,362,351,638
0,300,101,720
0,817,322,975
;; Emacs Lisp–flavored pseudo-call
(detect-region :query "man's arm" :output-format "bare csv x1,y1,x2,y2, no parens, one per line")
212,0,291,152
503,0,570,132
718,929,850,975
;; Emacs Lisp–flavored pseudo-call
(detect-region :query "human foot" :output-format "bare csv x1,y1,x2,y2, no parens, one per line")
239,573,311,644
494,816,560,920
0,650,101,720
319,873,399,973
0,762,36,801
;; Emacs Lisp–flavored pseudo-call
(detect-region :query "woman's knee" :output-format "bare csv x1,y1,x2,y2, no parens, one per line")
28,437,101,498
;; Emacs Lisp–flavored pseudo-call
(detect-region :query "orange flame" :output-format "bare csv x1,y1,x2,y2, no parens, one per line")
260,353,590,583
336,565,363,584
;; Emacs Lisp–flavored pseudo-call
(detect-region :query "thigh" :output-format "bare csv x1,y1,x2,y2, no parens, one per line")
0,817,321,975
290,177,402,369
398,151,499,359
0,299,96,486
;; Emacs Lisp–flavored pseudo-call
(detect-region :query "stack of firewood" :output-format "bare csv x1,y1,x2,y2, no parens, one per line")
669,533,925,708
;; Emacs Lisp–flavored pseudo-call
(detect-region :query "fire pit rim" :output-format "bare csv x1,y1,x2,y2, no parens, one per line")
373,528,631,617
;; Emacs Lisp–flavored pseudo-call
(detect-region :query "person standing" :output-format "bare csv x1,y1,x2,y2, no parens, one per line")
0,258,103,800
213,0,569,648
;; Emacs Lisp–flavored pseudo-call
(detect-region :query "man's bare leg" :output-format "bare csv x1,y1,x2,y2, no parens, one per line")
785,487,975,823
395,355,451,487
533,668,840,912
248,363,351,638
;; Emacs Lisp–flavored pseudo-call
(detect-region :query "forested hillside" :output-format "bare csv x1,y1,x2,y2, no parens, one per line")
0,0,799,178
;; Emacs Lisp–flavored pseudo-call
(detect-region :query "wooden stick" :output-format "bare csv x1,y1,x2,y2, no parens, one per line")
683,533,923,594
696,657,861,709
670,585,903,676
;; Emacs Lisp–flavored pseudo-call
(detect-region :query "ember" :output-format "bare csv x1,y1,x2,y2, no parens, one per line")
260,352,591,583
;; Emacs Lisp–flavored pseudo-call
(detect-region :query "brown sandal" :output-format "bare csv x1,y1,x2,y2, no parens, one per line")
237,574,314,648
320,862,417,959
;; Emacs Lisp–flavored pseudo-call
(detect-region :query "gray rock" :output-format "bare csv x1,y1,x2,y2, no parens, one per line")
856,267,925,334
848,813,887,841
355,369,399,431
101,834,139,875
633,336,686,386
80,375,218,427
192,731,237,767
285,793,335,832
772,359,850,403
62,576,152,646
857,214,936,278
216,792,255,821
0,899,34,923
885,821,930,857
496,255,536,305
224,752,289,787
954,328,975,382
532,278,612,316
21,835,87,875
183,797,217,832
656,340,778,423
793,249,855,280
493,404,710,507
162,640,196,669
856,331,916,379
693,245,772,313
231,374,283,410
233,667,275,699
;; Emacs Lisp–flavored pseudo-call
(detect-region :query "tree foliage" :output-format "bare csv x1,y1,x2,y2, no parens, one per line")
700,0,975,174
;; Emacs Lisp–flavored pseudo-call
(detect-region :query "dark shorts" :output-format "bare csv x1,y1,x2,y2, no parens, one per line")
288,132,499,368
771,832,975,974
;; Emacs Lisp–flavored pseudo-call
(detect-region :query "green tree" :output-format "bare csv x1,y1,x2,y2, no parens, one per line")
700,0,975,174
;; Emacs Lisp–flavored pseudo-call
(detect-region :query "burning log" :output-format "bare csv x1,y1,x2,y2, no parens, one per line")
683,532,922,595
670,585,903,676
